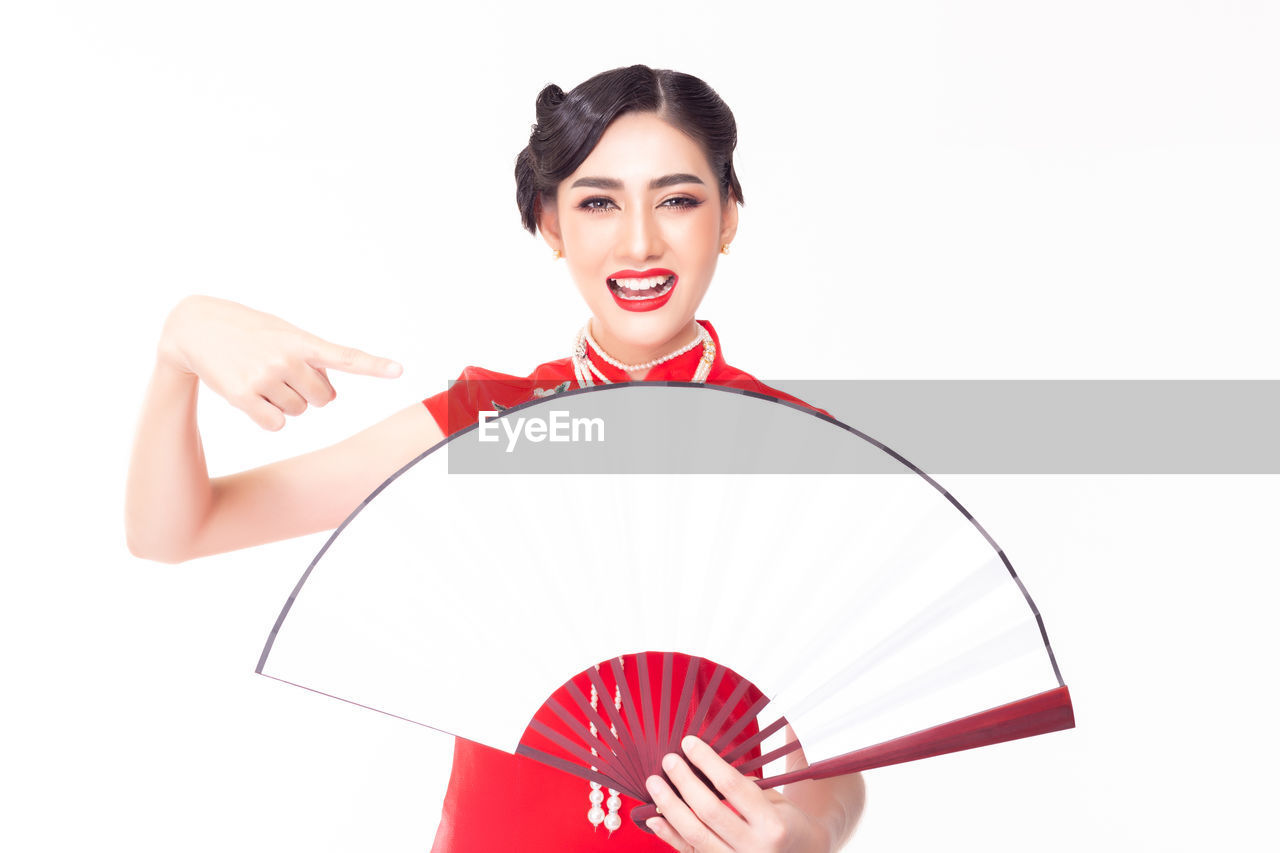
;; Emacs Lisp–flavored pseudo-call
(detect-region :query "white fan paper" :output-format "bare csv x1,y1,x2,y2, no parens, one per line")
258,384,1071,816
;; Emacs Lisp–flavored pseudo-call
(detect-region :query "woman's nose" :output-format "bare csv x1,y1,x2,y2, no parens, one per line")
620,206,663,262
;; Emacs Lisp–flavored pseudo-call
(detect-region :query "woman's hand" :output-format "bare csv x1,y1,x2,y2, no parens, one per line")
644,736,838,852
158,294,402,430
129,294,438,562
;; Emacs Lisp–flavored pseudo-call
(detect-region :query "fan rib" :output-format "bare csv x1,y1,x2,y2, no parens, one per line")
667,655,702,760
737,739,804,775
657,652,675,763
723,715,789,766
515,744,644,801
701,675,754,752
687,664,728,741
710,692,773,755
582,666,650,791
609,656,648,774
540,698,635,788
773,685,1075,786
526,718,637,794
566,679,645,792
635,653,658,778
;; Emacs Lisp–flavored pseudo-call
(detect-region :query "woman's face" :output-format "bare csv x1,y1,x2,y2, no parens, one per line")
540,111,738,364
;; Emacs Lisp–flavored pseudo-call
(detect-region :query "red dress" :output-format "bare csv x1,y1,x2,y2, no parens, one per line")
420,321,821,852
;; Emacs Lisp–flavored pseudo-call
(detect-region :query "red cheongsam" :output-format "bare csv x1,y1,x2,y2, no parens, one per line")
420,321,823,852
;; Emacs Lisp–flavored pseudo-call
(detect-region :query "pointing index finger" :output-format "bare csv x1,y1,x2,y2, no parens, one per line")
310,339,402,378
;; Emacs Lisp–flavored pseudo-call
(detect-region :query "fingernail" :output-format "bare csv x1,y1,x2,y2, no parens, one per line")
386,361,403,377
662,753,679,772
646,775,662,794
682,735,699,751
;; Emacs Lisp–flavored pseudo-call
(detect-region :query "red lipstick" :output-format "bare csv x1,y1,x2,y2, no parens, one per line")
606,268,678,313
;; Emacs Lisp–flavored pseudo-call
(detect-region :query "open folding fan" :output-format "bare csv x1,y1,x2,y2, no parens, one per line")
258,383,1072,828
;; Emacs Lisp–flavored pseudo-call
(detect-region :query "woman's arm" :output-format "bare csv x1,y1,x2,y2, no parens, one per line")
774,730,865,851
125,295,443,563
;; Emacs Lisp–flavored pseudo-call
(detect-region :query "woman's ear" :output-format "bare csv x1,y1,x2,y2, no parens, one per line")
536,195,565,256
720,192,740,247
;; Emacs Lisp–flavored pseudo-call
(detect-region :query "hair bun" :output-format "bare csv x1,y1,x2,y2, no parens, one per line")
515,67,742,236
535,83,566,118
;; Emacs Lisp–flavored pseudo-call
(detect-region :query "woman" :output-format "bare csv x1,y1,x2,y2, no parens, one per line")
126,65,865,851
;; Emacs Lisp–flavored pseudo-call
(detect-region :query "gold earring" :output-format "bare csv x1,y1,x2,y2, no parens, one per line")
720,243,731,255
553,248,563,260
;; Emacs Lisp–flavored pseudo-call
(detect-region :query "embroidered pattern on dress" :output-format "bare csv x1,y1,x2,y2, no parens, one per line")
490,380,571,414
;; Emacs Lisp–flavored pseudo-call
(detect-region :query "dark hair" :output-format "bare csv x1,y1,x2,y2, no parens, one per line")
514,65,744,235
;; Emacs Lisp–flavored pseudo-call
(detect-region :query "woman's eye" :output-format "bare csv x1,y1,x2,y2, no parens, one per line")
577,196,700,213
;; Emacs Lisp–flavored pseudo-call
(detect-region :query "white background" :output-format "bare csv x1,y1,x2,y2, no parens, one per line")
2,2,1277,850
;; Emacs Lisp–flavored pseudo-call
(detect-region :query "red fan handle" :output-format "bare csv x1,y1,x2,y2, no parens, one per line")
630,685,1074,828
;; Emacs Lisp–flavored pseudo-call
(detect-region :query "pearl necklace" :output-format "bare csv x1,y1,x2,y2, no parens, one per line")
588,659,624,833
572,322,716,387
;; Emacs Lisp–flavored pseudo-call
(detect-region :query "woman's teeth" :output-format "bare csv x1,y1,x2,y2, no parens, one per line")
608,275,675,299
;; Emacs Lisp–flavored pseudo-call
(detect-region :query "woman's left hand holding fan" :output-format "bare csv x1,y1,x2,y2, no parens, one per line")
644,735,862,852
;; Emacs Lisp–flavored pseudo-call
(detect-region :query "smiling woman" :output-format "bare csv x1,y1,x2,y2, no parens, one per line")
543,113,735,363
517,67,742,370
125,64,864,852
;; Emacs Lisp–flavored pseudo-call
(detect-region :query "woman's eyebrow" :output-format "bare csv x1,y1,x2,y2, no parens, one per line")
569,173,706,190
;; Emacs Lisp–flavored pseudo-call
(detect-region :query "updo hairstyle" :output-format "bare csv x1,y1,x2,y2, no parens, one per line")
515,65,744,235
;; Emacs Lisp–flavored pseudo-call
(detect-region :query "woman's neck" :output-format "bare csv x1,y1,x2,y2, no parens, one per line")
587,318,703,380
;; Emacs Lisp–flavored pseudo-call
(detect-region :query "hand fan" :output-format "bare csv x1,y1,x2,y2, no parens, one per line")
257,383,1072,828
